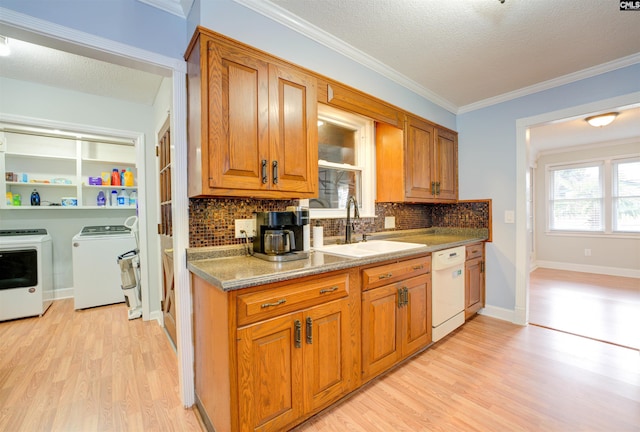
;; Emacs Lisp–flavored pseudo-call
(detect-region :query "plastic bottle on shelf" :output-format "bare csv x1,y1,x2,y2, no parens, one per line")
111,190,118,207
124,169,134,187
97,190,106,207
128,191,137,207
111,169,121,186
6,191,13,206
117,189,129,207
30,189,40,206
120,169,125,187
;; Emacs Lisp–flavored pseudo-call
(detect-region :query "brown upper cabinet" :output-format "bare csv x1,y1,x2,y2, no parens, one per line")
376,115,458,203
185,28,318,199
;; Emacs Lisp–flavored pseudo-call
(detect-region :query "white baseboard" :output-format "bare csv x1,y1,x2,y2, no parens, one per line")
535,260,640,279
53,288,74,300
478,305,517,324
149,309,164,325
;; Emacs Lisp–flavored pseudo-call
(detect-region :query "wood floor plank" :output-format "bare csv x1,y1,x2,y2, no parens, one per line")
0,299,202,432
293,315,640,432
3,284,639,431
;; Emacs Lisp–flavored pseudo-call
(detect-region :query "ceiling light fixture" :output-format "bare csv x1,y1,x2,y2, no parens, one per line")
585,112,619,128
0,35,10,56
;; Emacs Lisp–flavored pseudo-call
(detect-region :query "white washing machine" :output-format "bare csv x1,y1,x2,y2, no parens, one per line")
0,229,53,321
72,225,136,310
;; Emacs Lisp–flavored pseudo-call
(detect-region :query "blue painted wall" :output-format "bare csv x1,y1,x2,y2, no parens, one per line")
458,64,640,310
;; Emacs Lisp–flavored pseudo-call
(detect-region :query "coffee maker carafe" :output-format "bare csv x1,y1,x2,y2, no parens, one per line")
254,208,310,262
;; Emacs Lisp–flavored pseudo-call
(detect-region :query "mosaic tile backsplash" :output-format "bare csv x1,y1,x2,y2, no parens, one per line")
189,198,490,247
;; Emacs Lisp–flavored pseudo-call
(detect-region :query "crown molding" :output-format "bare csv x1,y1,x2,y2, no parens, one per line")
233,0,458,114
458,53,640,114
137,0,193,18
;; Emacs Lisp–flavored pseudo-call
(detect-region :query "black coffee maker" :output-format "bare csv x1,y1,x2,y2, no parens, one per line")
253,208,310,262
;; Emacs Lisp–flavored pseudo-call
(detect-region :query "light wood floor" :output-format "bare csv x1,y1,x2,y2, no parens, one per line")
0,299,202,432
3,296,639,432
294,315,640,432
529,268,640,350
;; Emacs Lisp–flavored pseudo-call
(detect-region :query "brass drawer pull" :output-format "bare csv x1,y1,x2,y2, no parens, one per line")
294,320,301,348
412,265,424,270
306,317,313,344
319,286,339,294
378,273,393,280
261,298,286,308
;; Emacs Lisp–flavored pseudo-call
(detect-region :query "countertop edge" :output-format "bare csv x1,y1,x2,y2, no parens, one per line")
188,236,486,292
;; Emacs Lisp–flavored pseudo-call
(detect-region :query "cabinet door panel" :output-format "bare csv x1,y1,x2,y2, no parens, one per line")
304,299,350,412
402,274,431,356
436,129,458,200
405,116,435,199
465,256,484,319
208,41,269,191
361,285,401,380
237,314,303,432
269,64,318,194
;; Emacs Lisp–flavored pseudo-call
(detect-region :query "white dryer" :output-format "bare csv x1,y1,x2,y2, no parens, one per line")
72,225,136,310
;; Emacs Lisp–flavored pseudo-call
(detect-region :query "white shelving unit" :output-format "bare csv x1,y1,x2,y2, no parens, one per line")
1,123,138,210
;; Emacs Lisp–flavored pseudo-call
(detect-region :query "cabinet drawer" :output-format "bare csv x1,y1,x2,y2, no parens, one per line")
362,256,431,291
236,272,349,326
466,243,484,260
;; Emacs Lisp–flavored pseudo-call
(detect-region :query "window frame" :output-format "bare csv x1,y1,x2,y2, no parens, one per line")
305,104,375,219
545,154,640,237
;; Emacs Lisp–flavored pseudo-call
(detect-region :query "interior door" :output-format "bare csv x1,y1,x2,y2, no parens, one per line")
157,116,176,347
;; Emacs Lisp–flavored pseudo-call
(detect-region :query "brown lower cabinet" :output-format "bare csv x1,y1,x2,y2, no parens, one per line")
361,256,432,381
192,268,360,432
191,253,435,431
465,242,485,319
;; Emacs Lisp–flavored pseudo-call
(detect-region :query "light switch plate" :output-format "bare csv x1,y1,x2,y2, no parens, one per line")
384,216,396,229
504,210,515,224
234,219,256,238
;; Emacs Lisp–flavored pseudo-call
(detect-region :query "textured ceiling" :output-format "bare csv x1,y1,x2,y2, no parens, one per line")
0,38,164,105
257,0,640,112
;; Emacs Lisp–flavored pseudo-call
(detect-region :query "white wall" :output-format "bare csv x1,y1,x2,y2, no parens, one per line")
534,140,640,277
0,76,163,312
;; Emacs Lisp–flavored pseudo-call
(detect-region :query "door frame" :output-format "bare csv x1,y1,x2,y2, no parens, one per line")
514,91,640,327
0,8,194,407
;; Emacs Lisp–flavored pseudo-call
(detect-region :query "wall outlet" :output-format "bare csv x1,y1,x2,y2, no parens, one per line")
584,248,591,257
235,219,256,239
384,216,396,229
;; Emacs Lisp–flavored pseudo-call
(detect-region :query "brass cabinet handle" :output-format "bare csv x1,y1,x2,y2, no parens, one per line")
319,286,339,294
435,181,441,195
378,273,393,280
481,261,485,273
306,317,313,344
294,320,301,348
397,287,404,308
412,265,424,270
272,160,279,184
431,181,436,195
261,298,286,309
261,159,268,184
403,287,409,307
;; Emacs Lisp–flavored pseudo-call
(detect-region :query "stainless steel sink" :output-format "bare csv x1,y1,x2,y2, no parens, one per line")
314,240,427,258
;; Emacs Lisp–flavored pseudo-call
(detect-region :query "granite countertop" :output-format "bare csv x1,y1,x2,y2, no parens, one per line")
187,228,488,291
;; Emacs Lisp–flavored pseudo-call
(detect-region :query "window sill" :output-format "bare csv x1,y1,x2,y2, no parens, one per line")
545,230,639,239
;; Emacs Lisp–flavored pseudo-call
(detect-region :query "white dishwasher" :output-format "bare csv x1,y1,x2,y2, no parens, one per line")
432,245,466,342
72,225,136,310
